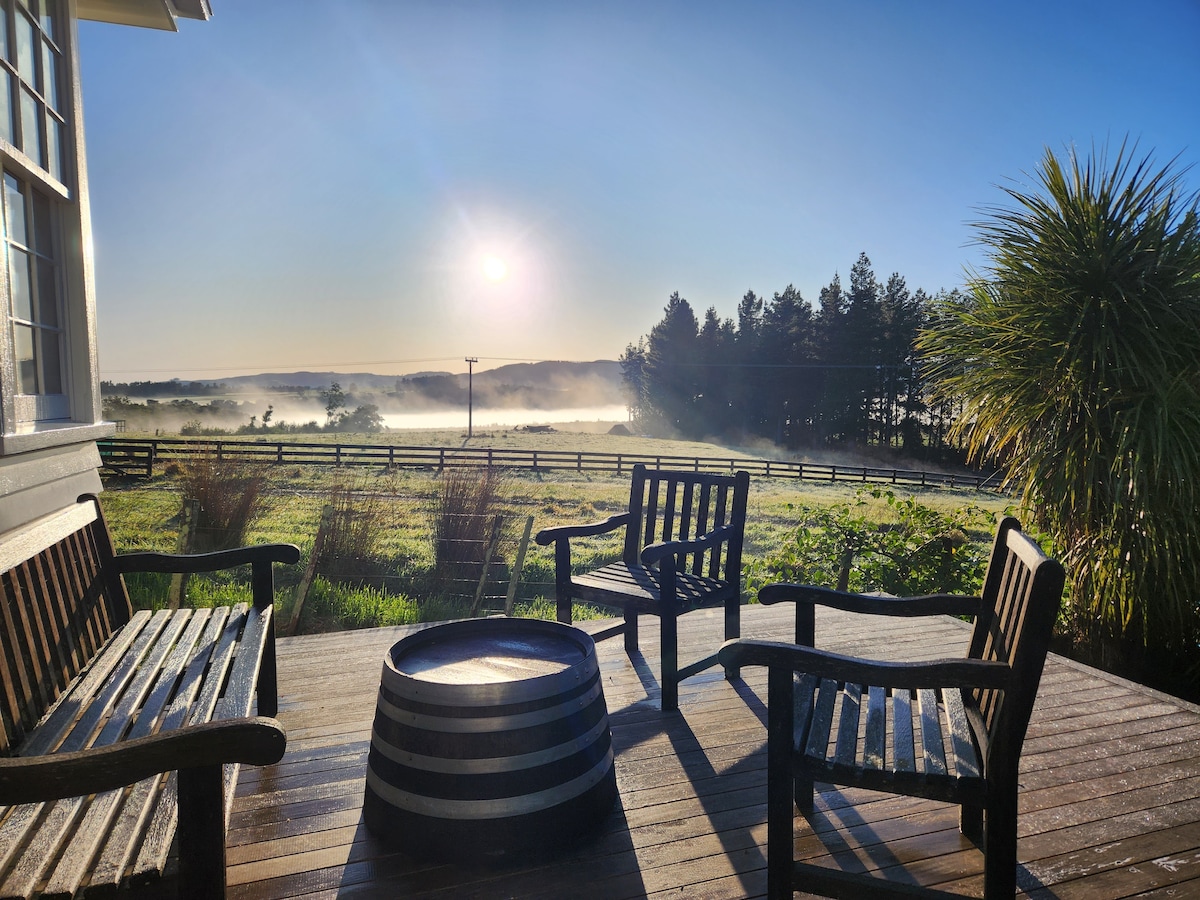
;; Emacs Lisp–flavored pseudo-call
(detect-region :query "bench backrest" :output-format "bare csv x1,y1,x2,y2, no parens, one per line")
622,465,750,585
966,516,1065,773
0,497,132,754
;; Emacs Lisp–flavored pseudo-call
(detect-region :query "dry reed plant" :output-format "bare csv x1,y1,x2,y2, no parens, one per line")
178,453,268,551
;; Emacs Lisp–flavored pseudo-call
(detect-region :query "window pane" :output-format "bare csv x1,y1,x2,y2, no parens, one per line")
41,41,57,111
41,2,55,42
0,7,9,65
45,113,60,180
4,173,26,246
13,322,36,392
31,187,50,255
16,13,35,88
35,256,55,325
37,326,61,393
0,71,12,146
20,88,40,165
9,245,31,319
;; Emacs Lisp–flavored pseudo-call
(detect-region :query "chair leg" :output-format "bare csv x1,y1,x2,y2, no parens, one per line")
793,774,814,813
982,787,1018,899
624,608,638,653
723,595,740,682
961,802,984,842
660,610,678,711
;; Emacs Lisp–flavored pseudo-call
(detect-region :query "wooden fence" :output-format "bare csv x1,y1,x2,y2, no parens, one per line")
97,437,1000,491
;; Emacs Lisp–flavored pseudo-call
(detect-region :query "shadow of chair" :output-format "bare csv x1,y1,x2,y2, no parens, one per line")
719,516,1066,898
535,464,750,710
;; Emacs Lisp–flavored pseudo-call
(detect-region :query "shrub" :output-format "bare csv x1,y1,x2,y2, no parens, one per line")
315,477,397,582
429,466,510,598
178,453,268,551
749,488,994,598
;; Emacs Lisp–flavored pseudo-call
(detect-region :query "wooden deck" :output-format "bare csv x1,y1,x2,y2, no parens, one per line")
226,603,1200,899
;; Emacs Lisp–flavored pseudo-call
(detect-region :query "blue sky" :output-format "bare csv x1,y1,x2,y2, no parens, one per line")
79,1,1200,380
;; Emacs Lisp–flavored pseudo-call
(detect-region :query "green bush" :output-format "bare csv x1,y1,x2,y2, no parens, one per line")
748,488,995,598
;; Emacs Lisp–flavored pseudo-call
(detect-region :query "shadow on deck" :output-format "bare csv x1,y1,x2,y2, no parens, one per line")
227,603,1200,899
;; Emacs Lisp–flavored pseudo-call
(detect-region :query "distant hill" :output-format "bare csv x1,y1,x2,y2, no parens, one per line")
208,360,624,403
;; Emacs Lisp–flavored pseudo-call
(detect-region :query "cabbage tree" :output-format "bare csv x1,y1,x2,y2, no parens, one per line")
918,143,1200,673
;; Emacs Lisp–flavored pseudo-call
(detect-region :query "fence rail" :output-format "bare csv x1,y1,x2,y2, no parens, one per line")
97,437,997,491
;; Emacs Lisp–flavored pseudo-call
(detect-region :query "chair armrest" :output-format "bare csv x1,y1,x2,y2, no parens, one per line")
640,523,736,565
114,544,301,575
0,716,286,805
758,582,984,618
534,513,632,546
717,638,1011,691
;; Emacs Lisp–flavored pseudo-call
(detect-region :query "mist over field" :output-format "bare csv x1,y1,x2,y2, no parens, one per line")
101,360,629,434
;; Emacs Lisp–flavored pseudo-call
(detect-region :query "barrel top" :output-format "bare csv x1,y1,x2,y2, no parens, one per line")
390,620,589,685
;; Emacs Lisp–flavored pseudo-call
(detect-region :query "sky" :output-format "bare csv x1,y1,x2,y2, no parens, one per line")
78,1,1200,381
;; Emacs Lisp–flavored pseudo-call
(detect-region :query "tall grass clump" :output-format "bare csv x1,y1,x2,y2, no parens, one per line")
429,466,510,598
315,478,398,582
918,141,1200,689
178,453,268,551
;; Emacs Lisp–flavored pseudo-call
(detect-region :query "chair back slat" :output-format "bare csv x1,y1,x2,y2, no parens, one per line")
967,516,1065,768
0,499,133,754
625,465,750,584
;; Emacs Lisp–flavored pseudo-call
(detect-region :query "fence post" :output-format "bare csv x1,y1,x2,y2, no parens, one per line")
277,443,284,464
505,515,535,616
288,504,333,636
168,498,200,609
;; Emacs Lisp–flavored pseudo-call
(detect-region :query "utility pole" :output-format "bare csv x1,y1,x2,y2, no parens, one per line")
465,357,478,437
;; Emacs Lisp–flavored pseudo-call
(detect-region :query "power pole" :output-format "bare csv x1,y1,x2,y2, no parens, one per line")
465,357,478,437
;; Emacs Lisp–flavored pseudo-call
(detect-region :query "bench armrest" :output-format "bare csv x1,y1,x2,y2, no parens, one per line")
717,639,1011,691
640,523,736,566
535,513,632,546
114,544,301,575
0,716,286,805
116,545,300,610
758,582,984,618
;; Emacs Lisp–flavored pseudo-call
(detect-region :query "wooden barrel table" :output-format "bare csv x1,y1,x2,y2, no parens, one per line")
362,618,618,861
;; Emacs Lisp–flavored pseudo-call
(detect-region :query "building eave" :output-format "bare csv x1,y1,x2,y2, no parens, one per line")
77,0,212,32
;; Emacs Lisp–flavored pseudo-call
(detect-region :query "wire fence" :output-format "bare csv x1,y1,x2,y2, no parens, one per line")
98,436,997,491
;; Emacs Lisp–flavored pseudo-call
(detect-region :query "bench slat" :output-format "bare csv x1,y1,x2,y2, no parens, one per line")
89,608,232,892
42,609,215,899
132,605,251,885
863,685,886,770
892,690,915,773
3,610,195,900
24,611,164,757
832,682,861,771
918,688,947,777
943,686,981,781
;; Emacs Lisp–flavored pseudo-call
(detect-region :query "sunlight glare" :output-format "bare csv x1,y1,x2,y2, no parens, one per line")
483,256,509,282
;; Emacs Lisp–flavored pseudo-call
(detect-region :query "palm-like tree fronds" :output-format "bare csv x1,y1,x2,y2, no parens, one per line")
918,141,1200,661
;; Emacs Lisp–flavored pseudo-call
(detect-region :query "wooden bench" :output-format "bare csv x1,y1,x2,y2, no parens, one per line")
0,495,300,900
536,464,750,710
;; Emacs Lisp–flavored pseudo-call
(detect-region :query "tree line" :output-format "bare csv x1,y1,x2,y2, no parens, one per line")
620,253,962,459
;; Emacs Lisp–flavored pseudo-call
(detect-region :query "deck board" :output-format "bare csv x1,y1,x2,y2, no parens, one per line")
223,603,1200,899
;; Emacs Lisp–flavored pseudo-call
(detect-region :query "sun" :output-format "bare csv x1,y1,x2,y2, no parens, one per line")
482,256,508,282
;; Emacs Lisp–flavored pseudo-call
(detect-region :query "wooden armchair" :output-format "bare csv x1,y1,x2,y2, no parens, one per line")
535,464,750,710
719,516,1066,899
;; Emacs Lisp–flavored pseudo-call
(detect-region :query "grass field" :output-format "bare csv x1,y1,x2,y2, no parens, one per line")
99,428,1013,633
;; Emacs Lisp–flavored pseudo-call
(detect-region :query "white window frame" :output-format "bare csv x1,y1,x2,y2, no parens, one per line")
0,0,107,455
